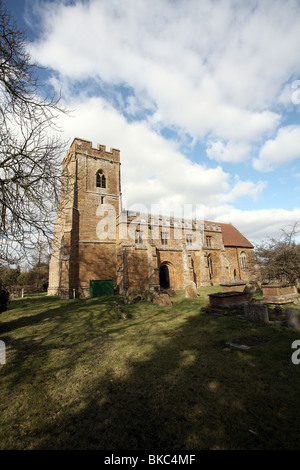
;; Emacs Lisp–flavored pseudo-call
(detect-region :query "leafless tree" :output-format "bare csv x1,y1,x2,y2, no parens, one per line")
255,221,300,285
0,1,67,265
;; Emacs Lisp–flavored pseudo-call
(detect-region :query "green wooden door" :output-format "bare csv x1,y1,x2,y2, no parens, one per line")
90,280,114,297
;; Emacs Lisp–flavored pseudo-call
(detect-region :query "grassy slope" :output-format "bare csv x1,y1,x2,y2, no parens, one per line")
1,287,300,450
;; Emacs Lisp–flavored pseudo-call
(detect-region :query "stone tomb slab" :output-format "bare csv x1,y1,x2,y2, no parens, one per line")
208,291,252,309
225,336,269,350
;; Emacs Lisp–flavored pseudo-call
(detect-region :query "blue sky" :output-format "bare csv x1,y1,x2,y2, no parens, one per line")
7,0,300,245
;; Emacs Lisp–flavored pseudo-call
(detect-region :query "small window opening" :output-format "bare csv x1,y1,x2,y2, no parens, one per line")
135,230,143,244
186,234,193,246
149,225,153,240
161,232,168,245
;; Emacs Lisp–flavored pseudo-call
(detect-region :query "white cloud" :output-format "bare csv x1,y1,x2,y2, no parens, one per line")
52,90,296,247
204,206,300,245
222,177,267,203
277,82,297,108
55,91,271,210
28,0,300,148
24,0,300,245
56,92,232,207
253,125,300,172
206,140,251,163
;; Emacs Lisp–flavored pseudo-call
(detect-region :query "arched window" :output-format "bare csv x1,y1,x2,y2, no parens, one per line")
96,170,106,188
240,251,247,270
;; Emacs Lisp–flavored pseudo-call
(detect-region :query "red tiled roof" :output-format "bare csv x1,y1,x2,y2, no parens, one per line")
218,222,253,248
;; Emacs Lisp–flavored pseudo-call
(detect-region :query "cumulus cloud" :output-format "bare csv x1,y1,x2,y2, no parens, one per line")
204,206,300,245
253,125,300,172
24,0,300,244
277,82,298,108
55,92,233,208
221,177,267,203
28,0,300,146
206,140,251,163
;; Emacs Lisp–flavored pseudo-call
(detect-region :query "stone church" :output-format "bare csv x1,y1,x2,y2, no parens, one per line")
48,138,255,298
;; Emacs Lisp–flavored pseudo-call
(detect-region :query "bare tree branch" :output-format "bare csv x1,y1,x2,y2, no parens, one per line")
0,1,68,265
255,221,300,285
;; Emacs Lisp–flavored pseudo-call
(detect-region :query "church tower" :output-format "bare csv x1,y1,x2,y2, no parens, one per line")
48,138,121,298
48,137,255,299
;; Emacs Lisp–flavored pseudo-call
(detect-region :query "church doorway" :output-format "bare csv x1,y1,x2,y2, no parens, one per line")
159,264,170,289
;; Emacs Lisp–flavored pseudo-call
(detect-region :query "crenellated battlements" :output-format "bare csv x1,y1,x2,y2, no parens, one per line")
117,210,221,232
69,137,120,162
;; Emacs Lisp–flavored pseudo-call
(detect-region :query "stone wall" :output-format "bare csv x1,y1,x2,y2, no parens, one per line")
222,246,253,282
48,138,256,298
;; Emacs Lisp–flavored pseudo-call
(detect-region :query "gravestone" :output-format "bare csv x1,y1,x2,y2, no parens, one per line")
144,289,152,302
125,287,135,304
243,284,257,302
244,303,269,324
285,308,300,330
153,292,172,306
185,282,198,298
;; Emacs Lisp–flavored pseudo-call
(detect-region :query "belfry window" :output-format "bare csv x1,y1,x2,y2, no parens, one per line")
96,170,106,188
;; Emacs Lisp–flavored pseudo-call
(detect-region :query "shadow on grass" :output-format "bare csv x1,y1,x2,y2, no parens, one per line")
0,295,132,392
1,294,300,450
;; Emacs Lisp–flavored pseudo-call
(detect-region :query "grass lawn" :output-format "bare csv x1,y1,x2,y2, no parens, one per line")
1,286,300,450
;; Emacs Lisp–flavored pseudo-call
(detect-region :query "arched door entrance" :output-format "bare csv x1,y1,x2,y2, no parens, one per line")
159,264,170,289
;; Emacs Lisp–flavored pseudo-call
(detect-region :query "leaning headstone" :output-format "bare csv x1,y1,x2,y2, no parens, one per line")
243,283,257,294
243,284,257,302
285,308,300,330
114,302,128,320
153,292,172,306
125,287,134,304
244,303,269,324
185,282,198,298
144,289,152,302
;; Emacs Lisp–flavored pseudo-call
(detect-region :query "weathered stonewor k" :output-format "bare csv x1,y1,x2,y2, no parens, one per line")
48,138,256,298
